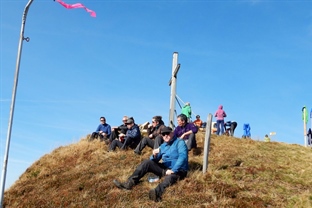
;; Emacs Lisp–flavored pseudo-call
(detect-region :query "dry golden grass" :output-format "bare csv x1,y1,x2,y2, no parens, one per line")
4,132,312,208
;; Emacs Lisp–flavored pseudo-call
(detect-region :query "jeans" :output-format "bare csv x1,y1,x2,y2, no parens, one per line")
216,120,225,135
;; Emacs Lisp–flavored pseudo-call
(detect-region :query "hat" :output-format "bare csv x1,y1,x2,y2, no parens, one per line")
161,127,173,134
125,118,134,124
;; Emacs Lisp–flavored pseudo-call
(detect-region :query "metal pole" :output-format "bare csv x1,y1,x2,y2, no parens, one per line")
0,0,34,205
203,114,212,174
168,52,178,128
304,107,307,147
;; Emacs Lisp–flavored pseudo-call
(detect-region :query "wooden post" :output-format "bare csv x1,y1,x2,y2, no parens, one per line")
168,52,179,128
203,114,212,174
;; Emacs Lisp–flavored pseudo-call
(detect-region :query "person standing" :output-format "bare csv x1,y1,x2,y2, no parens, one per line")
181,102,192,122
214,105,227,135
113,127,188,202
307,128,312,146
89,117,111,141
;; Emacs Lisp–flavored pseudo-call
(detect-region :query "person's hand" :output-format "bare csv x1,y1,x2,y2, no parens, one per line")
166,169,174,175
153,148,159,157
149,134,153,138
180,133,186,139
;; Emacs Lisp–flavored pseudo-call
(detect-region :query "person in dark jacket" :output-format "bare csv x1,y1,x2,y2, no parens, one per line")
113,127,188,202
89,117,111,141
224,121,237,137
109,117,141,151
307,128,312,146
173,114,198,151
134,115,166,155
108,116,129,144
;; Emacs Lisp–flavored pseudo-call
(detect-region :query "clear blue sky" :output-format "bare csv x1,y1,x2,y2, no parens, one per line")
1,0,312,190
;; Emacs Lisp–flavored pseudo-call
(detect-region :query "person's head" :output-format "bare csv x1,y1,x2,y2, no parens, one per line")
125,118,134,129
100,117,106,124
161,127,174,143
265,134,268,137
177,114,187,126
185,102,190,106
196,115,200,120
122,116,129,124
152,116,162,127
218,105,223,109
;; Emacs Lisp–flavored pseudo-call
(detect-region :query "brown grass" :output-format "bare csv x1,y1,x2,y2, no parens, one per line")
4,132,312,207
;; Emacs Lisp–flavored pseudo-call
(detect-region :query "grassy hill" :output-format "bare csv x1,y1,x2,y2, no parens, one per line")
4,132,312,207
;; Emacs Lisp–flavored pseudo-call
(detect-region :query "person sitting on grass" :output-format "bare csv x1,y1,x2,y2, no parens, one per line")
134,115,165,155
174,114,198,151
193,115,203,128
108,117,141,151
89,117,111,142
113,126,188,202
107,116,129,145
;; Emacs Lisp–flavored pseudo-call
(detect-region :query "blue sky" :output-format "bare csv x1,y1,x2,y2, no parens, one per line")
1,0,312,189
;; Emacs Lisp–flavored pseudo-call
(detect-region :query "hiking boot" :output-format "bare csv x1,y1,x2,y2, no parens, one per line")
149,189,161,202
113,179,134,190
134,150,142,155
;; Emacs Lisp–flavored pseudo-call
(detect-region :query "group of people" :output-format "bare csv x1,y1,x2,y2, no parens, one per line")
89,114,199,153
88,113,198,202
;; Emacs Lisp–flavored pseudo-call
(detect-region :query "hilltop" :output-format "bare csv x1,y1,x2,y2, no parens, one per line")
4,132,312,207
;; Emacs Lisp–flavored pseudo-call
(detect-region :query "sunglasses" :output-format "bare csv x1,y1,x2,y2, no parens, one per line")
161,132,170,136
100,120,105,121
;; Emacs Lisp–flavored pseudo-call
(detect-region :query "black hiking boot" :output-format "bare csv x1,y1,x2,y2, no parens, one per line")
133,150,142,155
149,189,161,202
113,179,135,190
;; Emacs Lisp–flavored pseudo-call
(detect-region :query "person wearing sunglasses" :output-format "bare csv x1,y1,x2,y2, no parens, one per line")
113,126,188,202
109,117,141,151
174,114,198,151
134,115,165,155
89,116,111,142
107,116,129,144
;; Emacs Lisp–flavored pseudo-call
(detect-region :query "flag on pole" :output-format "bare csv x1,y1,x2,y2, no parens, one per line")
302,106,308,124
55,0,96,17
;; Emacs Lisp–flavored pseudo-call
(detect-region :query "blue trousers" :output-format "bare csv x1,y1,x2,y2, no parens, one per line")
216,120,225,135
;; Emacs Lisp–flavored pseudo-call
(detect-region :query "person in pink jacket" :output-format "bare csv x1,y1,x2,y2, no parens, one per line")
214,105,227,135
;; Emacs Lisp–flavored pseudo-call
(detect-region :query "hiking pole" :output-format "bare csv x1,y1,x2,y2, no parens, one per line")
0,0,34,206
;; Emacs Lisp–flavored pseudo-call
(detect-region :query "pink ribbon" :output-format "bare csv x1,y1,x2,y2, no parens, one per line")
55,0,96,17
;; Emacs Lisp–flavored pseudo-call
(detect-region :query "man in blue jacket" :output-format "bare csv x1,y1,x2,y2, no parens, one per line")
113,127,189,202
109,117,141,151
89,117,111,142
